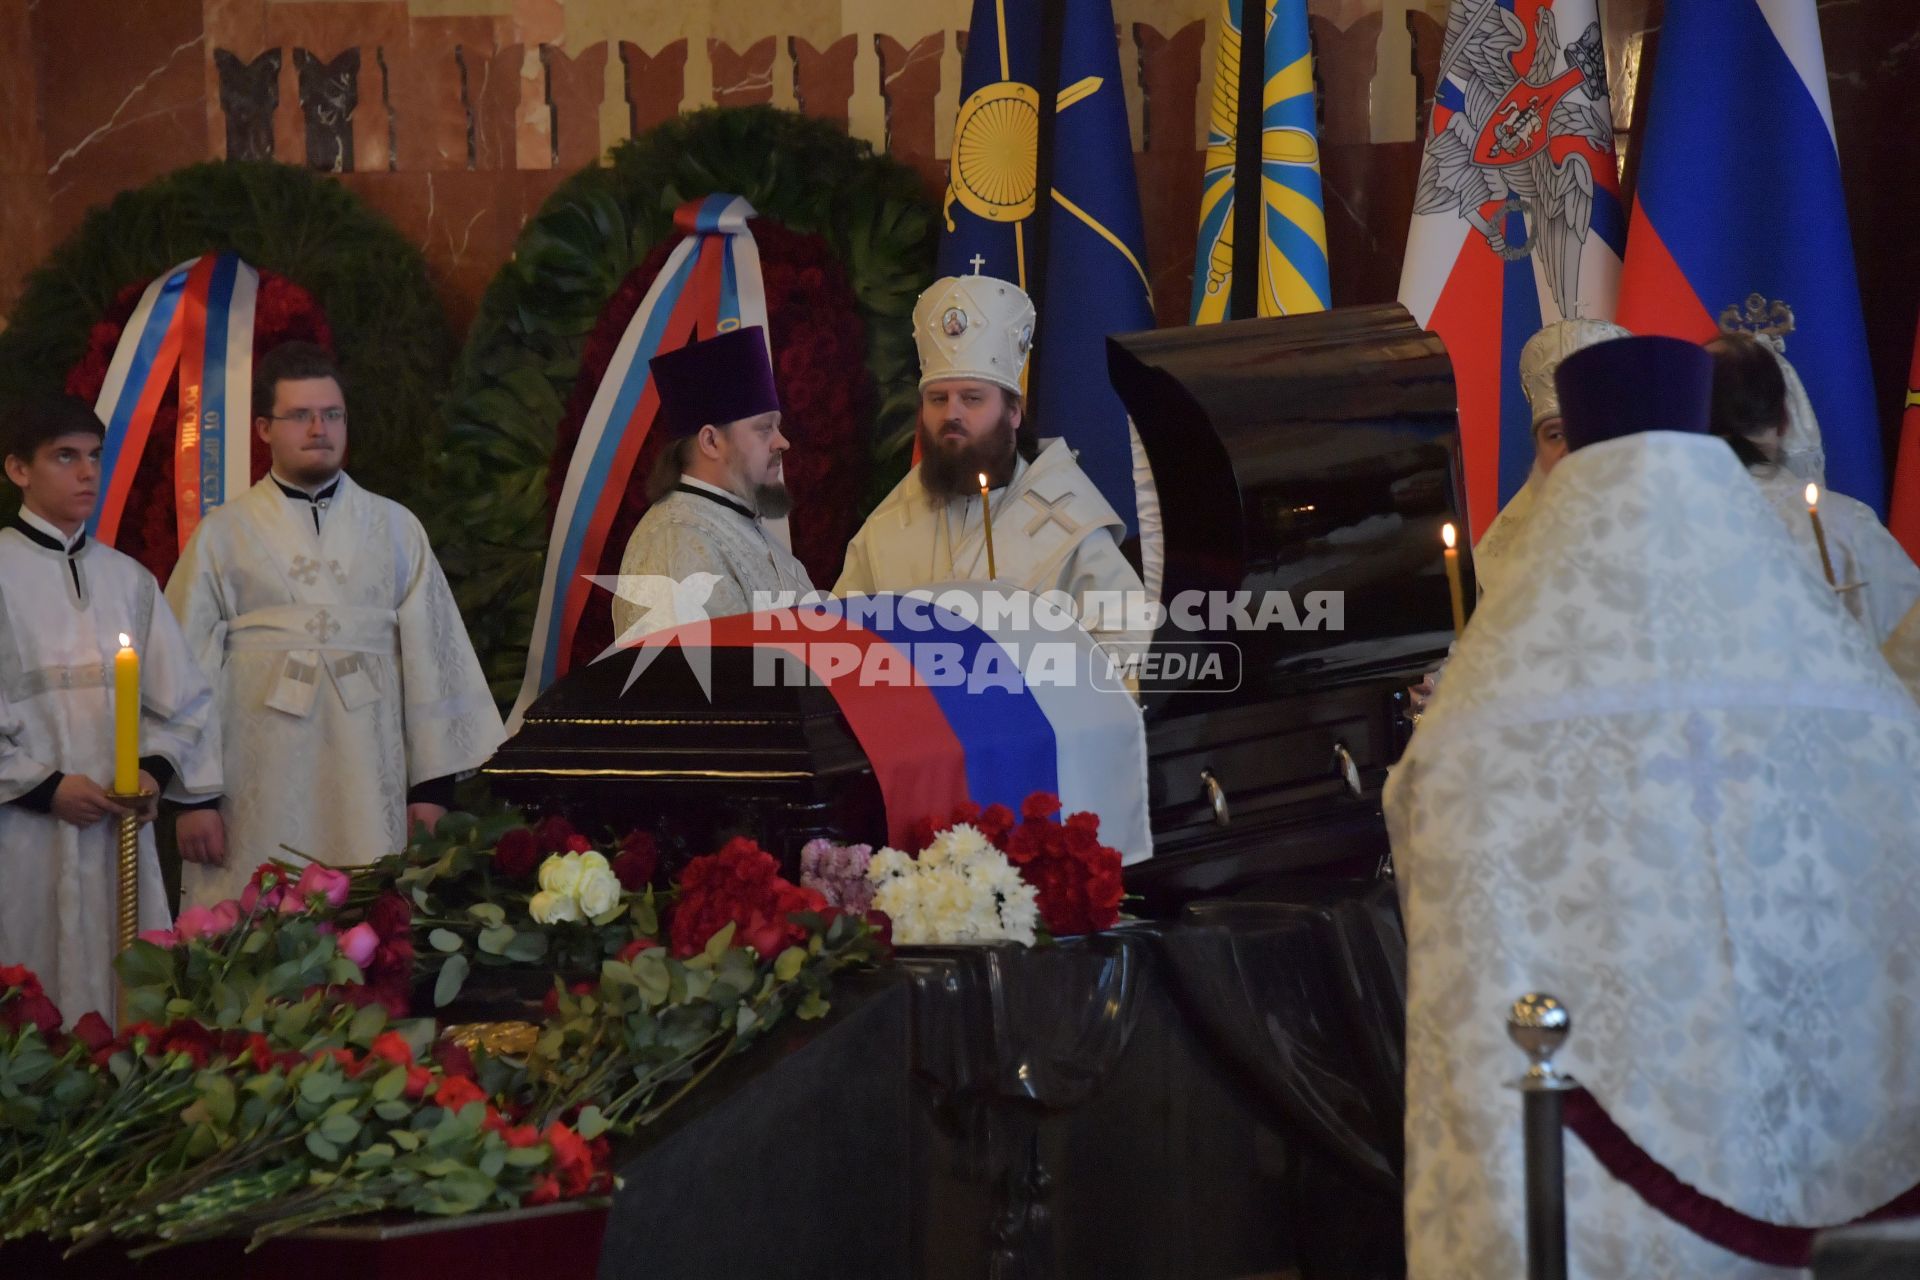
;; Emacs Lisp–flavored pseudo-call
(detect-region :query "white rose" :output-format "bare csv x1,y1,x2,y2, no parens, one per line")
539,852,583,897
574,851,611,878
529,889,580,925
576,866,621,918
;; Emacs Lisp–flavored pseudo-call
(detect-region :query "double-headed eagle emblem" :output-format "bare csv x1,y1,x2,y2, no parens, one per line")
1415,3,1614,316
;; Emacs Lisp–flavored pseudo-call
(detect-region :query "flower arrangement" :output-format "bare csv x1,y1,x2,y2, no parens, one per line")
808,793,1128,943
354,811,659,1009
867,825,1040,945
0,965,597,1255
0,812,889,1254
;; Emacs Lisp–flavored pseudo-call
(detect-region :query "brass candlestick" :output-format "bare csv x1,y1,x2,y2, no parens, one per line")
109,789,154,1028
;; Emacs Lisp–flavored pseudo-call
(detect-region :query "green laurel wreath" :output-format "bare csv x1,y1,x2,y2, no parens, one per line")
432,106,938,699
0,161,451,507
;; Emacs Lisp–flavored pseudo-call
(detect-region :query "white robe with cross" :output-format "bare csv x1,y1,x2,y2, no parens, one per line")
0,517,219,1023
833,439,1151,658
166,475,504,904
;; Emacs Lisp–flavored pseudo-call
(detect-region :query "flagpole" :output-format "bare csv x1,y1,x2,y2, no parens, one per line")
1027,0,1069,427
1229,0,1265,320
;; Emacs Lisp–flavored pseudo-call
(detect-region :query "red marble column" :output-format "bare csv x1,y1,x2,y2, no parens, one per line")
545,42,609,171
710,37,776,109
1134,21,1206,329
875,32,946,200
620,39,688,136
792,35,858,128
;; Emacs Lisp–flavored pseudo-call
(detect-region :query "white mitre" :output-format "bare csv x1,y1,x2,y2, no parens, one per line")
913,275,1037,394
1517,317,1631,424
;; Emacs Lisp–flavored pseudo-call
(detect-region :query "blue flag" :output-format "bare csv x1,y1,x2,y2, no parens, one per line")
938,0,1154,537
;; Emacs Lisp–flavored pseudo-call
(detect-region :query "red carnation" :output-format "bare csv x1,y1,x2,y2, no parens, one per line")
668,837,825,959
433,1075,489,1114
0,965,43,998
369,1030,414,1067
492,827,541,879
1021,792,1062,823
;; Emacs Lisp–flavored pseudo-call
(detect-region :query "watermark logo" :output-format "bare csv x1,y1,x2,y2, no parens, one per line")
586,579,1340,698
587,571,721,698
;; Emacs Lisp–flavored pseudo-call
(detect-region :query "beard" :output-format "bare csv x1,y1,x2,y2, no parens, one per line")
752,482,792,519
919,409,1018,500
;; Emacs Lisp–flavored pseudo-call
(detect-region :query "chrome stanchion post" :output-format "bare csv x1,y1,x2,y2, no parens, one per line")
1509,993,1576,1280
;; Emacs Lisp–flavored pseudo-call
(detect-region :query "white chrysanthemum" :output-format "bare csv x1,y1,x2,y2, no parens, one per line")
867,847,913,881
943,824,991,860
538,852,583,897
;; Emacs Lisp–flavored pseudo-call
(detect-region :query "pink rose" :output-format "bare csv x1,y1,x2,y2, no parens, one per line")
240,880,285,913
296,864,351,910
339,923,380,968
174,905,219,941
138,928,179,948
207,900,241,934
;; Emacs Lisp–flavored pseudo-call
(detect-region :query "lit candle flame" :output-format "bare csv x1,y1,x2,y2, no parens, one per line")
978,472,988,490
118,632,131,648
1805,482,1820,510
1442,522,1457,551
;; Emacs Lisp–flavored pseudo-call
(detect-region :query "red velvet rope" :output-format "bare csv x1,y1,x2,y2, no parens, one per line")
1563,1087,1920,1266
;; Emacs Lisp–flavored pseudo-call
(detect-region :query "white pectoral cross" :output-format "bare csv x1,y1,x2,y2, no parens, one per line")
969,253,986,275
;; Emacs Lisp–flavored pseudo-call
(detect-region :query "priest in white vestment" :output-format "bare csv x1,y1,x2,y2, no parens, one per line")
166,343,503,904
1706,332,1920,699
610,325,812,641
1472,318,1631,600
1387,335,1920,1280
834,275,1150,662
0,397,220,1023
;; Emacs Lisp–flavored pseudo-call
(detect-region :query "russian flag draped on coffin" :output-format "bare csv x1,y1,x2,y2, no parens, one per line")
1398,0,1625,541
1616,0,1884,513
621,584,1152,864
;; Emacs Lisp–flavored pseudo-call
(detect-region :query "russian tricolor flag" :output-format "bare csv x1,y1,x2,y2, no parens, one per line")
1399,0,1625,541
626,585,1153,864
1617,0,1884,513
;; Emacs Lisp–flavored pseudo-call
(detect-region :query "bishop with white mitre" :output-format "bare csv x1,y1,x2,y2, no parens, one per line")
166,343,504,903
834,275,1150,660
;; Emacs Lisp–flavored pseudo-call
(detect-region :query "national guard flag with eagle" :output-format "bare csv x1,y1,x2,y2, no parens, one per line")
1617,0,1885,515
1398,0,1625,541
937,0,1154,540
1189,0,1330,323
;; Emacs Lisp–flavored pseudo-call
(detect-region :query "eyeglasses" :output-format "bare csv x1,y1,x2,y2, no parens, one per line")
268,408,347,427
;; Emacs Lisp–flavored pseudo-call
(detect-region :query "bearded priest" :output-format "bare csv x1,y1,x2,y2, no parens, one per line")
165,342,504,904
610,326,813,642
834,277,1149,661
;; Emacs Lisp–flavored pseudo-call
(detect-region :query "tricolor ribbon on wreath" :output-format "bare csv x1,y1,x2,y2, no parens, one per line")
507,194,775,731
90,252,260,552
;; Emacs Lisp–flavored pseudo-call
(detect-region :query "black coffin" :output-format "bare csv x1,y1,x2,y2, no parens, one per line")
486,645,884,868
1109,303,1469,907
